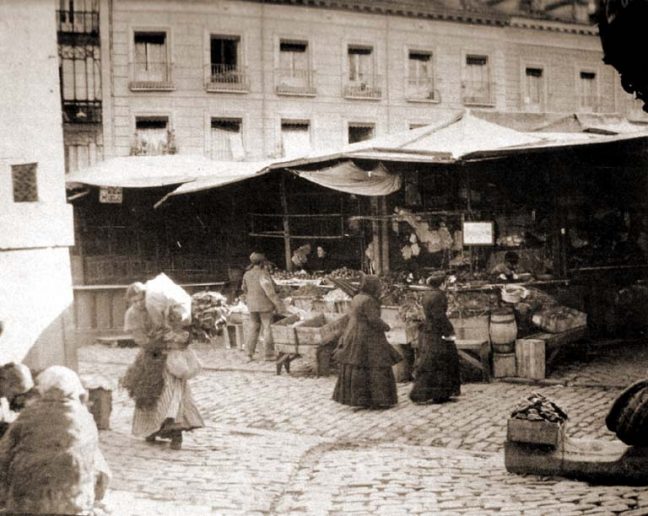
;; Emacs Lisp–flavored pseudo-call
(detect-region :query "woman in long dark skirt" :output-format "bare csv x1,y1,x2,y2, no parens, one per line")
409,282,461,404
332,275,402,409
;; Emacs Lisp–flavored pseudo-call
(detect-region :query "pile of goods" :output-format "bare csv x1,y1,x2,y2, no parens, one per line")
531,306,587,333
191,291,230,341
273,270,316,281
329,267,362,281
323,288,351,302
291,284,324,297
447,291,497,319
510,393,568,423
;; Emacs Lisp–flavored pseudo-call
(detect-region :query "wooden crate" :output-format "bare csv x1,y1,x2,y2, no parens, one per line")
507,418,565,448
292,296,314,311
270,315,301,346
449,315,490,342
295,313,348,346
516,339,546,380
493,352,516,378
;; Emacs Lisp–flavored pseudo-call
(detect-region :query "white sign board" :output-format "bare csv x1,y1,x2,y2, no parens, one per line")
462,221,494,246
99,186,123,204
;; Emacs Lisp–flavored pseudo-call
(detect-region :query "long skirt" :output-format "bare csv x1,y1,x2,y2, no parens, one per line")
132,369,204,438
332,364,398,409
409,337,461,404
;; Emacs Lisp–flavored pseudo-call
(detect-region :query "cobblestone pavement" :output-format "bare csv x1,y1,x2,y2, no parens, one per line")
80,340,648,515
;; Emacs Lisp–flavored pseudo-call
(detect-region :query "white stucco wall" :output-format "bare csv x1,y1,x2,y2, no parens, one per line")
0,0,76,369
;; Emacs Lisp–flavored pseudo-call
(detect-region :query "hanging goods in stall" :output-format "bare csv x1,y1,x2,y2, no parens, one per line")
489,308,518,353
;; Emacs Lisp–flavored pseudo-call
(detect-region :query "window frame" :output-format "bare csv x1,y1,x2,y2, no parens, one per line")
461,51,493,107
128,26,174,91
520,61,547,112
209,116,245,161
279,118,311,158
274,35,315,96
404,46,438,103
576,66,600,112
11,163,39,203
132,113,174,155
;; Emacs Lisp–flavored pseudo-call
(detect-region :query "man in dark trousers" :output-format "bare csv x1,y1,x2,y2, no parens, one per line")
241,252,285,361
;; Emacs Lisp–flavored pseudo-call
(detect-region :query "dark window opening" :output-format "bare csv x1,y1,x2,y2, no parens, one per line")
466,55,487,66
134,32,166,46
526,67,543,78
348,124,375,143
280,41,307,53
136,117,168,130
211,118,241,131
580,71,596,80
211,36,239,67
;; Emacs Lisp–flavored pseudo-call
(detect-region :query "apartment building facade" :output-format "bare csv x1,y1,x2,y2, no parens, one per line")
1,0,76,370
70,0,645,168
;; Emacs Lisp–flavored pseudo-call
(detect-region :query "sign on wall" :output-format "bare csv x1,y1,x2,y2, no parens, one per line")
462,221,494,246
99,186,123,204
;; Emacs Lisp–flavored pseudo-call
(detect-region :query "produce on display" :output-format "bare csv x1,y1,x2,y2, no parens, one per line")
329,267,363,281
323,288,351,301
531,306,587,333
511,393,568,423
191,291,230,341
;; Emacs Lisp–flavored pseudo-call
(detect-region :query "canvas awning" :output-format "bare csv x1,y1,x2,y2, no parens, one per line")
289,161,401,196
271,110,648,168
65,154,272,189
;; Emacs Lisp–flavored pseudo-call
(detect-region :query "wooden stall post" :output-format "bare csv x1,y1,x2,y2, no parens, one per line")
380,196,390,273
280,174,293,271
370,197,382,274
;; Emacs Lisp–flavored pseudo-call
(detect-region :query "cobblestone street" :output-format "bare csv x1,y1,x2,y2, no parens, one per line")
81,340,648,515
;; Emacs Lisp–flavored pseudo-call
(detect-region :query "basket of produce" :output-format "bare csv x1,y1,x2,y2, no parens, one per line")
508,393,568,448
531,306,587,333
294,313,348,346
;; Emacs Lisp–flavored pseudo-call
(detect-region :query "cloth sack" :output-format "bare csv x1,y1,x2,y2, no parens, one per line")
145,273,192,329
166,348,202,380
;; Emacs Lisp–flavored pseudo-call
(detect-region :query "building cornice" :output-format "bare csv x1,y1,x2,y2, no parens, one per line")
510,15,598,34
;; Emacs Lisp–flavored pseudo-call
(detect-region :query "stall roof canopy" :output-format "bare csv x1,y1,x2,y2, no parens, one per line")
274,110,648,167
65,154,273,189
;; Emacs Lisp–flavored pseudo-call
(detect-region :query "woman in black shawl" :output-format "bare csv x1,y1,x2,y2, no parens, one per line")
332,275,402,409
409,281,461,404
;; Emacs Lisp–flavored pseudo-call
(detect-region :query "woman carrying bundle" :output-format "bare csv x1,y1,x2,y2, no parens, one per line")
122,280,204,450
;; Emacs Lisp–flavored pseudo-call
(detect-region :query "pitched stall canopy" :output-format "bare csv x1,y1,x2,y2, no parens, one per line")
273,110,648,168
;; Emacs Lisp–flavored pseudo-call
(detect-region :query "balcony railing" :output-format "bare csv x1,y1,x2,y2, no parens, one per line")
405,76,439,102
343,74,382,99
462,80,494,106
62,99,102,124
275,68,316,96
57,10,99,35
129,61,174,91
206,64,249,93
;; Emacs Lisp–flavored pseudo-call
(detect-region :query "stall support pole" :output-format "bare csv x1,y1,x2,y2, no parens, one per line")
280,174,292,272
370,197,382,274
380,196,390,273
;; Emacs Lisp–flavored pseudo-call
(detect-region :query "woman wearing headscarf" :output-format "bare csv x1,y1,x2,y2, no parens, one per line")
0,366,111,515
409,275,461,404
121,281,204,450
332,275,402,409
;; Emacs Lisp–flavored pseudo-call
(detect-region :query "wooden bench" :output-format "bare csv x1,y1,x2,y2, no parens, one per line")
524,325,588,375
456,339,492,382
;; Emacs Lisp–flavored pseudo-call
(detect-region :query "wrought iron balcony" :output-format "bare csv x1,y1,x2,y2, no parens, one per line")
129,61,174,91
343,75,382,99
405,76,439,102
62,99,102,124
205,64,249,93
275,68,316,96
462,80,495,106
57,10,99,36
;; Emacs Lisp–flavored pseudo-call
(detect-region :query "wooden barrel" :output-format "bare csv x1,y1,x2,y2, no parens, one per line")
490,309,517,353
608,382,648,446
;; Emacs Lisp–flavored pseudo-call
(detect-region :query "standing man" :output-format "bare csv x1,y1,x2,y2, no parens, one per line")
241,252,285,361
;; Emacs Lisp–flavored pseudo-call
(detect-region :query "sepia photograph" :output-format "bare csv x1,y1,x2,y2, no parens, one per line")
1,0,648,513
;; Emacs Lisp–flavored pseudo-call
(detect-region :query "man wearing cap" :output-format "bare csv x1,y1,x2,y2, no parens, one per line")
241,252,286,361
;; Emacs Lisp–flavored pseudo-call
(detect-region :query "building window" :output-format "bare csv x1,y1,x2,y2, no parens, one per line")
130,31,173,90
281,120,310,158
211,118,244,160
406,51,436,101
132,116,175,155
348,123,375,144
463,54,492,106
208,35,247,91
59,44,102,123
579,71,598,111
276,40,314,95
11,163,38,203
523,67,544,111
345,45,380,98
